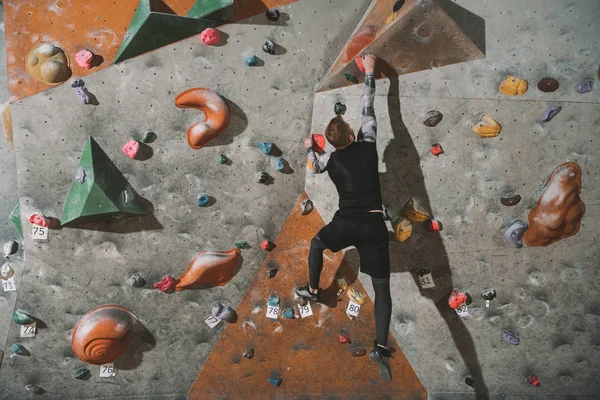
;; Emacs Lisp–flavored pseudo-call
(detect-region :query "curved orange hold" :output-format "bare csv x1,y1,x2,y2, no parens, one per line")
175,248,241,290
175,88,230,149
342,25,377,64
72,305,138,365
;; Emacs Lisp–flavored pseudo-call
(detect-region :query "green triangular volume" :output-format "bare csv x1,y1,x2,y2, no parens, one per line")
9,202,23,237
60,137,148,226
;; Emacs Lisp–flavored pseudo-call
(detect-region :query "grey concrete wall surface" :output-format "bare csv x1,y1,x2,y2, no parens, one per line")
307,0,600,398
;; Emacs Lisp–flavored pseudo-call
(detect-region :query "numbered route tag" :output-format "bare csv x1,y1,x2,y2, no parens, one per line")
455,303,469,318
204,314,221,329
266,305,279,319
346,301,361,318
99,363,116,377
486,300,490,308
20,322,36,338
2,277,16,292
418,272,435,289
31,224,49,242
298,303,313,318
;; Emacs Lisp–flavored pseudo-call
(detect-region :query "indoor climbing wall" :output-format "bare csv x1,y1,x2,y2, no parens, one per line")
307,0,600,398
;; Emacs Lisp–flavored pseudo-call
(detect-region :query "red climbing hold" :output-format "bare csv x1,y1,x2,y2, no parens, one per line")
338,334,351,344
355,56,365,73
312,134,326,153
426,219,443,231
200,28,220,46
29,213,50,227
448,289,467,309
260,240,276,252
154,275,176,292
431,143,444,156
526,375,540,387
122,139,140,159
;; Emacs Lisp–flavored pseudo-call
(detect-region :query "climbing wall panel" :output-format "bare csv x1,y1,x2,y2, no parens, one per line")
316,0,484,92
188,192,427,399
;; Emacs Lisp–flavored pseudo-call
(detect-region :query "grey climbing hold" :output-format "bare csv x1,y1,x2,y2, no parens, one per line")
334,101,347,115
576,79,593,93
123,31,131,41
3,240,18,257
13,309,34,325
73,367,91,380
423,110,443,127
262,39,275,55
243,347,254,359
500,194,521,206
128,273,146,287
212,302,234,321
25,384,42,394
266,9,280,21
1,263,14,280
300,199,313,215
464,377,475,387
482,289,497,301
275,157,284,171
75,168,87,184
505,219,528,248
259,142,273,155
267,294,280,306
417,264,430,276
256,171,269,184
503,330,520,345
142,131,157,143
245,55,259,67
540,105,562,123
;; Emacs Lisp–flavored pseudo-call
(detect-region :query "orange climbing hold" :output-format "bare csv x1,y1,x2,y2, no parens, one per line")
25,44,71,85
394,217,412,242
498,75,528,96
341,25,377,64
471,114,501,138
403,198,430,222
175,248,241,289
175,88,231,149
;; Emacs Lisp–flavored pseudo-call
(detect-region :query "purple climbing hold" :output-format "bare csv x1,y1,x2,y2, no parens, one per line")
75,87,91,104
75,168,87,184
540,105,562,123
576,79,593,94
211,302,235,321
123,31,131,41
505,219,528,248
71,79,85,88
503,330,520,345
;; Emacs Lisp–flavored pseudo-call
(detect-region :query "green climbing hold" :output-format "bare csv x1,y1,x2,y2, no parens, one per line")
219,153,227,164
73,367,91,380
60,137,148,226
235,240,248,248
13,309,34,325
9,202,23,238
344,73,357,82
187,0,234,22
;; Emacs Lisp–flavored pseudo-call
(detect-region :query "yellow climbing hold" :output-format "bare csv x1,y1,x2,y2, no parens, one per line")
403,198,431,222
386,11,399,24
498,75,528,96
394,217,412,242
347,287,366,305
471,114,501,138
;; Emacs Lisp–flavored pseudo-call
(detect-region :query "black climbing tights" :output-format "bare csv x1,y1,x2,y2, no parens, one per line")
308,236,327,290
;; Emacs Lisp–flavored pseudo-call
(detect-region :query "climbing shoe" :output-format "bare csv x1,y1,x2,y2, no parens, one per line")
295,284,319,302
369,342,392,382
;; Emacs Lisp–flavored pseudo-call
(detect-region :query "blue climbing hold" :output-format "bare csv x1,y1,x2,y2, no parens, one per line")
245,55,259,66
282,307,295,319
540,105,562,123
197,193,210,207
11,343,27,355
275,157,284,171
268,377,283,387
267,294,279,306
503,330,520,345
576,79,593,94
260,142,273,155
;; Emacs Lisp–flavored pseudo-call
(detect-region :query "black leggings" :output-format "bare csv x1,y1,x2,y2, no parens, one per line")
309,237,392,347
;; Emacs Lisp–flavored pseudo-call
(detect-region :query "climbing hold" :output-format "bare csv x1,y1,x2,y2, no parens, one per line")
75,168,87,184
259,141,273,155
268,377,283,387
464,377,475,387
312,133,326,153
3,239,18,256
338,334,351,344
122,139,140,159
540,105,562,123
196,193,210,207
503,330,520,345
393,0,405,12
537,77,559,93
25,384,42,394
219,153,227,164
243,347,254,359
235,240,248,249
1,263,14,280
431,143,444,156
350,347,367,357
75,49,95,69
403,198,430,222
25,43,70,85
256,171,269,184
300,199,313,215
526,374,540,387
200,28,220,45
334,101,347,115
298,297,307,307
267,268,278,278
275,157,284,171
448,289,467,309
154,275,176,292
175,88,231,149
261,240,276,252
29,213,50,228
505,219,528,248
13,309,34,325
175,248,241,289
128,273,146,287
355,56,365,73
72,305,138,365
501,194,521,206
74,86,91,104
11,343,27,356
423,110,443,127
471,114,501,138
262,39,275,55
245,55,259,66
265,9,280,21
394,217,412,242
211,302,235,321
524,162,585,247
343,73,357,82
335,276,349,292
282,307,295,319
347,287,366,305
575,79,593,93
74,367,91,380
426,219,443,232
71,78,84,88
142,131,157,144
482,289,496,301
267,294,280,307
498,75,528,96
9,203,23,238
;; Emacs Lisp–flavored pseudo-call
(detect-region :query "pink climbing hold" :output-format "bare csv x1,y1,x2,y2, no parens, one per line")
75,49,94,69
122,139,140,159
200,28,220,46
260,240,276,252
154,275,176,292
29,213,50,227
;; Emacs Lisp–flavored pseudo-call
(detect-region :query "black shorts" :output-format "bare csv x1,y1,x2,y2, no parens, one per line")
316,210,390,279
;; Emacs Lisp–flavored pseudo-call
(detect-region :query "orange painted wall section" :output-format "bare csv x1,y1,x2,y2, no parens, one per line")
4,0,298,102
